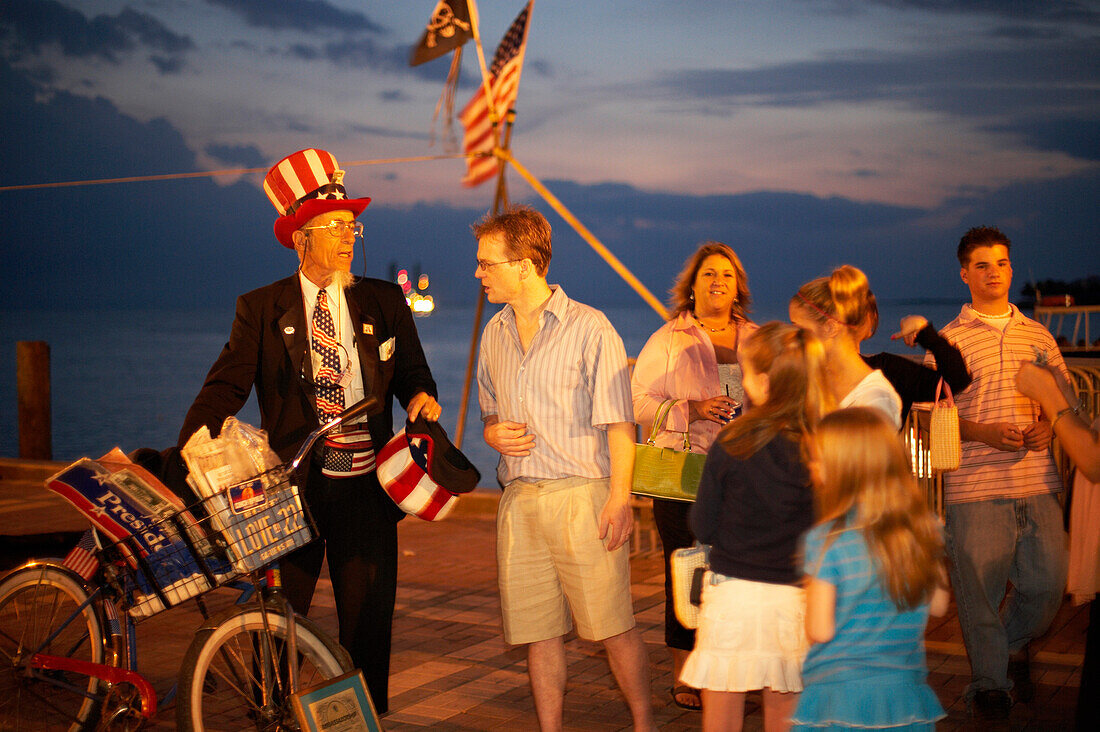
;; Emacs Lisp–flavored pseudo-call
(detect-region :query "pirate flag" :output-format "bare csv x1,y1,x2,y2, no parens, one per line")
410,1,473,66
410,1,475,149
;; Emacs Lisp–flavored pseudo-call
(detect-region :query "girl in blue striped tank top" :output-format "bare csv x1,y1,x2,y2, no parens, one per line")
792,407,949,730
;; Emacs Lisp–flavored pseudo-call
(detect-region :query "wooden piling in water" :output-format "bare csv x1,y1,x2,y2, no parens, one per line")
16,341,51,460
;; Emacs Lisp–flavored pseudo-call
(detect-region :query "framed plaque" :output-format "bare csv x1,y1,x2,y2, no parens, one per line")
291,670,381,732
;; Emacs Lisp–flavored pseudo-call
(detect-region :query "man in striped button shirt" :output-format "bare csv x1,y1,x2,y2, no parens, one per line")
474,206,656,731
925,226,1069,722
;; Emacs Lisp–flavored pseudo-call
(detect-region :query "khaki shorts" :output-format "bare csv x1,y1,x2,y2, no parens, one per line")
497,476,636,645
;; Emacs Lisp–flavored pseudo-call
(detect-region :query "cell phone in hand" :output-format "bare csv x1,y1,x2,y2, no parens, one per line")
689,567,706,606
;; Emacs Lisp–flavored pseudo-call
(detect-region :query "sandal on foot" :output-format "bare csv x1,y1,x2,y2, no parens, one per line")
671,685,702,711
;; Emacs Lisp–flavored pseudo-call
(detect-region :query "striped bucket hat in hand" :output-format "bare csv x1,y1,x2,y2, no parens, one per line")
376,417,481,521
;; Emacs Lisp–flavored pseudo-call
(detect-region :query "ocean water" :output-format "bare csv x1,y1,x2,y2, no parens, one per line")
0,299,968,483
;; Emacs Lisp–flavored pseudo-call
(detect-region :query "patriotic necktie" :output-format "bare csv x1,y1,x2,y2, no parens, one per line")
312,288,375,477
311,289,345,418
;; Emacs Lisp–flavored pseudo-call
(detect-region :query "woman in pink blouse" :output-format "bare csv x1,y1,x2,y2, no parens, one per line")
631,241,758,711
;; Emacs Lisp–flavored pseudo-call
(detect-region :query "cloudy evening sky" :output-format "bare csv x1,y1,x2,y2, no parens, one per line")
1,0,1097,316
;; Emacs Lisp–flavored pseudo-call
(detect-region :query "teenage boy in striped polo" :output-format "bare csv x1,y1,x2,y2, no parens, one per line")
473,206,656,731
926,226,1069,723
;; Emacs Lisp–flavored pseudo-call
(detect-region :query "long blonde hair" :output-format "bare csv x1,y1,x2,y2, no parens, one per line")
812,407,945,610
790,264,874,333
718,321,832,459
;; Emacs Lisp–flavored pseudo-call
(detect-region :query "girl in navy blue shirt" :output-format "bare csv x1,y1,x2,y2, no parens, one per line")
682,321,831,732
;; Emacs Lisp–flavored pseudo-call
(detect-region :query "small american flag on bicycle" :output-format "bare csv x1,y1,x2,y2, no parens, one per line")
63,530,99,580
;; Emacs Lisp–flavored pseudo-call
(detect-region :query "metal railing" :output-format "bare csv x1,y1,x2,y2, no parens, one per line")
1034,305,1100,353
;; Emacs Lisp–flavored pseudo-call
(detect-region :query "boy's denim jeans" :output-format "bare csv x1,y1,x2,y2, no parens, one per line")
945,494,1068,697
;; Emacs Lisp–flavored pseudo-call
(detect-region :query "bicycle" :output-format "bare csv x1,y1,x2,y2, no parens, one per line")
0,398,377,730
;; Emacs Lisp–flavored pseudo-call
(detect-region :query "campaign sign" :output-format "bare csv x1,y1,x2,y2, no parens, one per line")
47,459,211,601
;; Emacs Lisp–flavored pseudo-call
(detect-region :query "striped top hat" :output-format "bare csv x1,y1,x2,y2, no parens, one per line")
376,417,481,521
264,148,371,248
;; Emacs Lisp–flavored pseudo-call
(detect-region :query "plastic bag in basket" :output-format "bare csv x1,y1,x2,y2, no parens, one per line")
181,417,312,574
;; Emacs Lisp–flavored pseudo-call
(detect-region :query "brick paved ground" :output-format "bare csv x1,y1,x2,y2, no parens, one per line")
121,507,1084,731
382,511,1085,731
0,470,1086,730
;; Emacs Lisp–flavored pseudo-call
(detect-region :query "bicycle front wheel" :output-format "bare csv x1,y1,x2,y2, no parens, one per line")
176,605,352,731
0,564,107,731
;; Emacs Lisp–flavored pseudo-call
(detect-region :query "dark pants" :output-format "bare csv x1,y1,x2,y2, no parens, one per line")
653,498,696,651
282,466,400,714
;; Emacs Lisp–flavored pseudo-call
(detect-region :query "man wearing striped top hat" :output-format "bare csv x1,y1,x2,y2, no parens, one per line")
179,148,441,714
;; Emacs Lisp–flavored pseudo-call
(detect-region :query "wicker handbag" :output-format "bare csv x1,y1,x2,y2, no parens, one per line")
929,378,960,471
670,543,710,629
631,400,706,502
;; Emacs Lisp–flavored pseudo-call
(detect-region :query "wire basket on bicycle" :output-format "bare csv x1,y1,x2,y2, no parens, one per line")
46,444,313,619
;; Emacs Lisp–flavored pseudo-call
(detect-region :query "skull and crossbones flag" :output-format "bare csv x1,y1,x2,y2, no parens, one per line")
410,1,473,66
411,1,476,150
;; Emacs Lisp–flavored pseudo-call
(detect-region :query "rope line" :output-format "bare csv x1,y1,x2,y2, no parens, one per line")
0,153,484,192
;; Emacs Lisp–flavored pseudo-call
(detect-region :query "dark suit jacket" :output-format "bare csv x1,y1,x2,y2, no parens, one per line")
179,275,437,464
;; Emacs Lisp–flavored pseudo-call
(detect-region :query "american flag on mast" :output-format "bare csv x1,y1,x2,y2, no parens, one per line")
459,1,533,187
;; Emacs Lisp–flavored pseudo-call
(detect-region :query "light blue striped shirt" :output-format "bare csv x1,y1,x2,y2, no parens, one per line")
793,519,945,728
801,521,932,683
477,286,633,485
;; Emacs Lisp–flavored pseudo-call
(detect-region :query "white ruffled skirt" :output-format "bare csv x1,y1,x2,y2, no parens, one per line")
680,573,807,693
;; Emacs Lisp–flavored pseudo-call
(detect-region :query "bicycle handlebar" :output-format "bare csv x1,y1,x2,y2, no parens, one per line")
288,396,380,473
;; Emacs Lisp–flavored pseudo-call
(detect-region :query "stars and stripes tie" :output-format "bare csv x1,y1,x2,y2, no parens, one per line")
312,288,374,477
312,289,344,419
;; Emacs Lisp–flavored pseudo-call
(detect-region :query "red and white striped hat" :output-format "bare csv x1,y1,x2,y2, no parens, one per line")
376,418,481,521
263,148,370,248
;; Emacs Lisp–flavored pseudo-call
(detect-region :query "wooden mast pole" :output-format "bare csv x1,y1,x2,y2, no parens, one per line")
500,150,670,321
453,111,515,448
451,0,519,450
466,0,501,129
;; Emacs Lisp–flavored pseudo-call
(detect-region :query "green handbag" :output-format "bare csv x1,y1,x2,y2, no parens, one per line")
631,399,706,502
